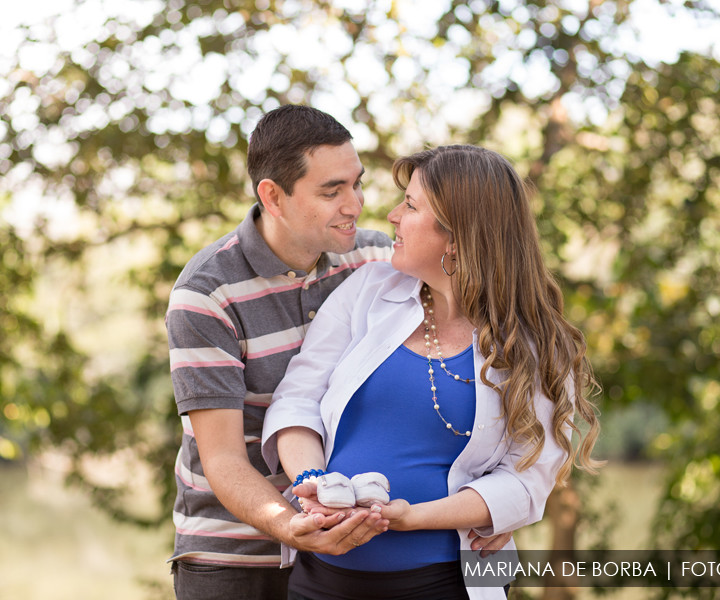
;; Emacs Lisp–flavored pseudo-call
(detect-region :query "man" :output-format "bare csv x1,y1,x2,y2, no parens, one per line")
166,105,392,599
166,105,510,599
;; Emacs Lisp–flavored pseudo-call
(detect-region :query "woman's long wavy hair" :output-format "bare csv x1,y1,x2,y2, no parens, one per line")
392,145,602,484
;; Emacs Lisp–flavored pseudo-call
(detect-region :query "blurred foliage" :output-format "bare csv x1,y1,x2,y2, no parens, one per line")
1,0,719,556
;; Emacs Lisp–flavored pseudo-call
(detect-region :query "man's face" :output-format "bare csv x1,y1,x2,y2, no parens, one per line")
278,141,365,267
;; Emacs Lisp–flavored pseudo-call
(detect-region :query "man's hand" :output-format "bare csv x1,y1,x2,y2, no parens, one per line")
288,508,388,555
468,530,513,557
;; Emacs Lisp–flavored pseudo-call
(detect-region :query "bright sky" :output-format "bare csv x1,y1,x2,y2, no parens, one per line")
4,0,720,112
2,0,719,236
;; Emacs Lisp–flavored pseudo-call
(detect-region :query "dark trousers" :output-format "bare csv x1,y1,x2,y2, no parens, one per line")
172,561,292,600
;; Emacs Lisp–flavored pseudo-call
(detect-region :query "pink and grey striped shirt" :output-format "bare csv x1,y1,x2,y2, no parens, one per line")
166,204,392,567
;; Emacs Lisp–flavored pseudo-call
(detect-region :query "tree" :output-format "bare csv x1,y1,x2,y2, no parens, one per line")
1,0,718,566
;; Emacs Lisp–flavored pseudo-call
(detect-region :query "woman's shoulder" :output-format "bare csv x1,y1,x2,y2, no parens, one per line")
329,260,416,302
350,260,414,287
355,259,399,277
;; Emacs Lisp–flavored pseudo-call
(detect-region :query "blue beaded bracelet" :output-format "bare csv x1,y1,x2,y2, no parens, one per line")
293,469,325,487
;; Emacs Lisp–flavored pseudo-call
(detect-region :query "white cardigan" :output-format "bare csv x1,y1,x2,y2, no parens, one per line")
262,261,568,599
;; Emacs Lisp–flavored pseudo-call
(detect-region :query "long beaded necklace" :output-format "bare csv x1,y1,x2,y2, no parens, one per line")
422,284,475,437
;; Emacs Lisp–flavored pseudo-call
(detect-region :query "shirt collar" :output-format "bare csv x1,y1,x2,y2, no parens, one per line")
237,203,331,278
380,272,424,304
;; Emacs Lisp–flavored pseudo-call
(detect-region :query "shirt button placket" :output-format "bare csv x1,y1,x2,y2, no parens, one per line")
299,278,318,323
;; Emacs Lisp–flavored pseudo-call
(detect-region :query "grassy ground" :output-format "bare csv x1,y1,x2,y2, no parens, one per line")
0,459,175,600
511,460,669,600
0,457,667,600
514,460,668,551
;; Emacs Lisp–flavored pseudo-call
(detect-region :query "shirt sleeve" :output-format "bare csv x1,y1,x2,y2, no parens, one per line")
461,387,571,535
166,284,247,415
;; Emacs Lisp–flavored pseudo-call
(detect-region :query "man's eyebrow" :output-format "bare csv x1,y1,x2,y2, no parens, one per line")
318,167,365,189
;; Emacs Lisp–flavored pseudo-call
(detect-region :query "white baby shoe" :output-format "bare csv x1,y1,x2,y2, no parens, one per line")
316,472,356,508
351,472,390,507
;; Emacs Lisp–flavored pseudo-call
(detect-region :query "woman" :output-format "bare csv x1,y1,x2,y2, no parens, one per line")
262,145,601,599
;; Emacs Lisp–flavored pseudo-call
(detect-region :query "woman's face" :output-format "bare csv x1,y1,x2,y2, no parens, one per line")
387,170,451,282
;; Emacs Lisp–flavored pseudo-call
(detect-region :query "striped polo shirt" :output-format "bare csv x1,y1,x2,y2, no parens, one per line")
166,204,392,567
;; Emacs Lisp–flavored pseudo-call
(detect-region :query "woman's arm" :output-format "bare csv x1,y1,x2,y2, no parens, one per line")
465,394,569,535
277,425,326,482
379,487,492,531
277,425,358,518
261,267,364,473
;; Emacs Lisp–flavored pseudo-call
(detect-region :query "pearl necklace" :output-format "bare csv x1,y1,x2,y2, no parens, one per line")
422,285,475,437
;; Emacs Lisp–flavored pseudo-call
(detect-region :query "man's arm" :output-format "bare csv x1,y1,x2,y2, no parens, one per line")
469,530,513,557
190,408,386,554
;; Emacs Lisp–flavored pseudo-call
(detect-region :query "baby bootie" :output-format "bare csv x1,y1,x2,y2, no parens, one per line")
351,472,390,507
316,472,356,508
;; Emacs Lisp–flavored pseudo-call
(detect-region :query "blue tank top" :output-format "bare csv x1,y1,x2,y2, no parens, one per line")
317,343,476,571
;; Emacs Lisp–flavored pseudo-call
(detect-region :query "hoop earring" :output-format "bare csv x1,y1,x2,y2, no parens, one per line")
441,252,457,276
